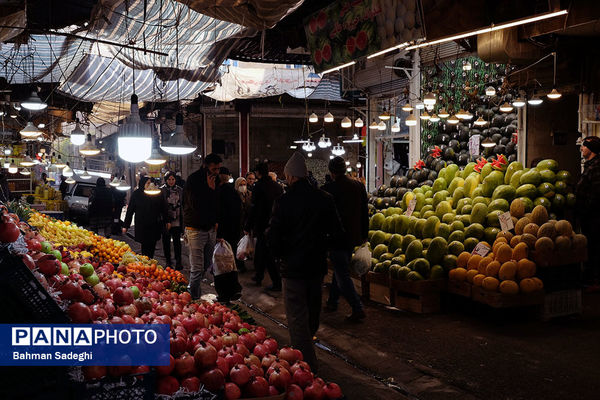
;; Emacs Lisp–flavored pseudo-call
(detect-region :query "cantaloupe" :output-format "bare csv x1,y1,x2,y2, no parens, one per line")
531,205,549,226
495,244,513,264
457,252,471,268
510,235,521,248
499,280,519,294
523,223,540,236
554,235,571,253
450,267,467,281
467,254,483,270
555,220,573,237
515,217,531,235
466,269,479,283
473,274,486,287
537,222,556,239
521,233,537,249
510,198,525,218
499,261,517,280
517,259,536,279
572,234,588,249
512,242,528,261
486,260,501,277
520,278,538,293
535,237,554,253
531,277,544,290
496,230,514,242
478,256,493,274
482,276,500,291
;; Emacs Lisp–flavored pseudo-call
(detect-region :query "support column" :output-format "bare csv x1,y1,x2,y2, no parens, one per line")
366,97,378,192
408,51,421,166
518,107,527,165
203,114,213,156
239,110,250,176
377,140,384,186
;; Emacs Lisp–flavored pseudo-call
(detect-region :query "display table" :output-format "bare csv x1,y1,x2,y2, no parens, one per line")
40,210,65,220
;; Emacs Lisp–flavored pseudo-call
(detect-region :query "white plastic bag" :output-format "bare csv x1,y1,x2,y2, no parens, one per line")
350,243,371,276
212,240,236,276
236,234,255,260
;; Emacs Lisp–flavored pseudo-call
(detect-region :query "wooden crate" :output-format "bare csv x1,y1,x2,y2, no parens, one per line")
446,280,473,297
388,279,444,313
531,249,587,267
540,289,582,321
471,286,544,308
363,272,391,306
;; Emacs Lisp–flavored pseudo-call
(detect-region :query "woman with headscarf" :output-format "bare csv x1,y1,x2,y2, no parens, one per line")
235,177,251,227
123,176,168,258
89,177,114,237
161,171,184,270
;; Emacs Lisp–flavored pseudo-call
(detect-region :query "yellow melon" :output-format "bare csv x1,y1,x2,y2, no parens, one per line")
572,234,588,250
472,274,486,287
510,235,521,248
535,237,554,253
495,244,513,264
555,220,573,237
531,205,549,226
537,222,556,239
531,277,544,290
499,280,519,294
482,276,500,291
515,217,531,235
523,223,540,237
450,267,468,281
554,235,571,253
478,256,493,274
466,269,479,283
512,242,528,261
499,261,517,281
467,255,483,271
486,260,501,277
510,198,525,218
457,252,471,268
519,278,538,293
493,238,507,255
520,233,537,249
516,259,536,279
496,230,514,242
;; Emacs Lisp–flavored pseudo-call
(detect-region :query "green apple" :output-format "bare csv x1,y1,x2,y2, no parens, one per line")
80,263,94,277
61,262,69,275
130,285,140,299
40,241,52,254
85,273,99,286
50,249,62,262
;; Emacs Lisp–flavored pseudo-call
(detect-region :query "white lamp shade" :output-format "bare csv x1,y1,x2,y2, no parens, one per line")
324,112,334,123
340,116,352,128
161,113,197,155
354,118,363,128
70,121,86,146
20,122,42,138
21,90,47,111
118,94,152,163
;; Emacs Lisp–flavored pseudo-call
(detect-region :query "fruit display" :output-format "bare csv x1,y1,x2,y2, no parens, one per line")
29,212,94,247
365,157,579,289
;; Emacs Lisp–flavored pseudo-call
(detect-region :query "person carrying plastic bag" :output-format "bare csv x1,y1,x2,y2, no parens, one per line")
212,240,242,304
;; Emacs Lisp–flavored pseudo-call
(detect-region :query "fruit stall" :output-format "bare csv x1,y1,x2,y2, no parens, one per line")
0,204,345,400
363,153,586,317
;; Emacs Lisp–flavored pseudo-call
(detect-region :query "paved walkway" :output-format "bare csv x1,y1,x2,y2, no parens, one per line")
120,231,600,400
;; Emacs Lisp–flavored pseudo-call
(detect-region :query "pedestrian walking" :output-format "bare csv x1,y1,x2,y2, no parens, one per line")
235,176,251,272
183,153,222,300
123,176,168,258
59,175,68,199
246,162,283,291
89,177,114,237
322,156,368,322
576,136,600,290
161,171,184,270
267,152,345,372
245,171,256,191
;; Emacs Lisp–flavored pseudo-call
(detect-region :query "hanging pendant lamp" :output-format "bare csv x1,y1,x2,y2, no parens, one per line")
80,134,101,156
118,94,152,163
21,90,47,111
117,176,131,191
161,113,197,155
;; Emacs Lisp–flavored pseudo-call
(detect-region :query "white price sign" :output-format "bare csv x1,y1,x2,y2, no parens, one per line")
471,242,491,257
405,198,417,217
499,211,514,232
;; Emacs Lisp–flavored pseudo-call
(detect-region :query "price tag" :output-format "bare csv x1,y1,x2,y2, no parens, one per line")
405,198,416,216
471,242,491,257
499,211,514,232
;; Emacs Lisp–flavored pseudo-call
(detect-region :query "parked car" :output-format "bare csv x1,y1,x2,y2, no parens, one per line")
64,181,95,223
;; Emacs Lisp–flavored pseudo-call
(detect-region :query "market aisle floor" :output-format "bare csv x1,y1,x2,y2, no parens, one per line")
121,231,600,400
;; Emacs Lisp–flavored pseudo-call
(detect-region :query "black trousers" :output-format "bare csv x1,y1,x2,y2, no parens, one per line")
254,233,281,288
214,271,242,303
141,239,157,259
162,226,183,267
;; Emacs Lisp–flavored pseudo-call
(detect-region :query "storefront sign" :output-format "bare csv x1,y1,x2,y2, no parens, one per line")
304,0,421,72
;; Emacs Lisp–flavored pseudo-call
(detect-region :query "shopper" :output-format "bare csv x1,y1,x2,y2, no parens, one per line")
161,171,184,270
183,153,222,300
322,157,368,322
235,176,251,272
123,176,168,258
88,177,114,237
59,175,68,199
111,182,127,235
246,162,283,291
267,152,344,372
245,172,256,191
576,136,600,290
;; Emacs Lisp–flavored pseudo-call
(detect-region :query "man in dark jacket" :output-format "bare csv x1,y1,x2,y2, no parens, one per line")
247,162,283,290
89,177,114,237
576,136,600,289
322,156,369,321
183,153,222,299
267,152,345,372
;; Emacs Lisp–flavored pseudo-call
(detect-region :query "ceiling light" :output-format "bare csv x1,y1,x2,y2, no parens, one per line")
420,111,431,120
65,176,76,184
499,102,514,112
321,60,356,75
289,145,297,149
8,160,17,174
21,90,47,111
402,103,413,112
80,134,101,156
329,155,334,160
430,114,440,122
9,112,17,118
307,152,312,158
463,111,473,120
117,176,131,191
118,94,152,163
547,87,562,100
463,61,472,71
3,147,11,156
455,109,467,119
13,103,21,111
324,111,334,123
21,154,35,167
512,97,526,107
341,116,352,128
63,163,73,177
354,117,364,128
145,142,167,165
485,86,496,96
20,168,31,176
144,181,162,195
80,168,92,179
356,162,362,168
369,119,379,130
391,121,401,132
161,113,197,155
20,121,42,138
377,121,386,130
425,103,434,112
110,177,121,187
308,112,318,123
405,113,417,126
415,100,425,110
331,144,345,156
423,92,436,105
447,114,460,124
70,119,86,146
438,108,449,118
474,117,488,126
318,134,331,148
37,123,45,129
343,134,364,143
366,41,410,59
54,155,66,169
3,160,9,168
302,140,316,152
482,137,496,147
379,109,391,120
528,93,543,106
